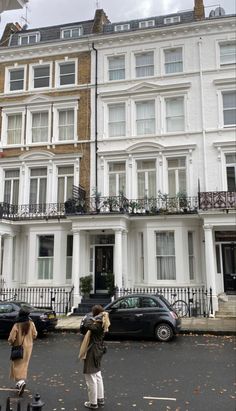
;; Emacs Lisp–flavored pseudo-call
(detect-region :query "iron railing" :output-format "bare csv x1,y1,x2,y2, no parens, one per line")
115,286,211,317
0,286,74,315
199,191,236,210
0,191,235,221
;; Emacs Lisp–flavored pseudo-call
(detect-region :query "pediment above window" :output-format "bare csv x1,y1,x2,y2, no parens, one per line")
19,150,55,161
127,141,164,153
24,94,51,105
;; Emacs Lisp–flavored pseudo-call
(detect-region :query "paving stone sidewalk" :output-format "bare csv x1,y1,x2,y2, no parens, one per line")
56,315,236,335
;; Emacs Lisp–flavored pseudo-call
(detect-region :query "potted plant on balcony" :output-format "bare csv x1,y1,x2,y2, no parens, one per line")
177,190,188,212
64,198,76,214
79,275,93,297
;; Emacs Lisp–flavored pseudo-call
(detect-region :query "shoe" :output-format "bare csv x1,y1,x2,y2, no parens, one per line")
18,381,26,396
84,402,98,409
98,398,105,407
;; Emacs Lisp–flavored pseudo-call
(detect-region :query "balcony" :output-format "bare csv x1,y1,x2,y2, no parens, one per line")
0,192,235,221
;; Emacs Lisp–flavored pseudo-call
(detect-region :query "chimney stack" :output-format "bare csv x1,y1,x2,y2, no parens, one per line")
92,9,110,33
194,0,205,20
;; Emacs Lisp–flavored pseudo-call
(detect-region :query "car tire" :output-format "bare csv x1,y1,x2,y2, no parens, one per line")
155,323,173,342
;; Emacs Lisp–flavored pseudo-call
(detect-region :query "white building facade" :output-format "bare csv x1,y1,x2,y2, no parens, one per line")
0,3,235,314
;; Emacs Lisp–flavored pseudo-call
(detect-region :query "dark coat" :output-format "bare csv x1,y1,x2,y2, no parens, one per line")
81,318,106,374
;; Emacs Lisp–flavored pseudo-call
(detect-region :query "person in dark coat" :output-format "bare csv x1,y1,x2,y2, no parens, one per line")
79,305,110,410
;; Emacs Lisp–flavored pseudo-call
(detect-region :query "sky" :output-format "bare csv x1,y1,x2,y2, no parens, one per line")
0,0,235,33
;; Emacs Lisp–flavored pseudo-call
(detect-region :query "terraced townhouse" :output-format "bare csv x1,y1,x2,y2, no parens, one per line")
0,0,235,316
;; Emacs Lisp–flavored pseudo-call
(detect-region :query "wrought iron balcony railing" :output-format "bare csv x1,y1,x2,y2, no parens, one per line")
0,191,235,221
199,191,236,210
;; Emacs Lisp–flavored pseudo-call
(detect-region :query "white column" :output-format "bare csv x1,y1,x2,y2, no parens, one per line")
2,234,14,288
72,230,81,305
204,224,218,315
114,229,123,289
122,230,128,287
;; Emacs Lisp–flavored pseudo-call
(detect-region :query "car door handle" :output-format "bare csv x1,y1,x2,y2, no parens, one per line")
135,313,143,317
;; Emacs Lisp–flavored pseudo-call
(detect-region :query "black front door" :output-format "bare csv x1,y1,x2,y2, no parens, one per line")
222,243,236,293
95,246,113,293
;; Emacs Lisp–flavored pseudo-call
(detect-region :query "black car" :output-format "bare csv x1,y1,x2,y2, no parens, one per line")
103,293,181,342
0,301,58,336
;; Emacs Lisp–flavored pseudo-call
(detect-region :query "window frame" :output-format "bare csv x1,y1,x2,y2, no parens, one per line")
222,90,236,127
61,26,83,39
163,47,183,75
135,99,156,136
164,16,180,24
167,157,187,196
107,161,126,196
107,102,126,138
165,96,185,133
18,32,40,46
139,20,155,29
156,231,176,281
114,24,130,32
52,101,78,143
3,169,20,205
29,62,52,91
4,65,27,93
26,105,51,146
219,41,236,66
1,108,25,147
107,54,126,82
37,235,54,281
55,59,77,88
134,50,155,78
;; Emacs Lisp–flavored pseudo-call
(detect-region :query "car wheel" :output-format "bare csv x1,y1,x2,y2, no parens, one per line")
155,323,173,342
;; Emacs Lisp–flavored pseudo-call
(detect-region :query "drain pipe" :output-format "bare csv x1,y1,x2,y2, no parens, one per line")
92,42,98,194
198,39,208,191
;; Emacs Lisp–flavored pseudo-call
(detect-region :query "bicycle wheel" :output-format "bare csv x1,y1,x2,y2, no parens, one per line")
172,300,189,317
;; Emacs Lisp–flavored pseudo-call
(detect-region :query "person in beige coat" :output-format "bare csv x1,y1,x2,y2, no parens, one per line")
8,307,37,396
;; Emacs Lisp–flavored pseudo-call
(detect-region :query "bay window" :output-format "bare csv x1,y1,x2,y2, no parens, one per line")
156,232,176,280
38,235,54,280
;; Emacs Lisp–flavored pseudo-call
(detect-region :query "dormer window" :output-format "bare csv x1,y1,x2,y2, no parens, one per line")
114,24,130,32
139,20,155,29
61,26,83,39
18,32,40,45
164,16,180,24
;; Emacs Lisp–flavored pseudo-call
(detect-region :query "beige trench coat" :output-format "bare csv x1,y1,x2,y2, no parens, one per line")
8,321,37,380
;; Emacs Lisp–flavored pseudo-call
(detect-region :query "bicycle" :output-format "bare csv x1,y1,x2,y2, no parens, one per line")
170,293,189,317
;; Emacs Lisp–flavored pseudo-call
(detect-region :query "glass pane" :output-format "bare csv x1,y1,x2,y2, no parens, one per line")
58,166,74,175
109,162,125,172
67,235,73,256
39,235,54,257
179,169,186,192
57,177,65,203
119,173,126,194
31,168,47,177
34,66,50,77
4,181,11,203
29,179,37,204
10,80,24,91
168,169,176,196
223,92,236,109
5,169,20,178
60,74,75,85
10,69,24,81
224,109,236,125
12,180,19,205
148,171,156,197
137,160,156,170
60,63,75,75
226,153,236,164
227,166,236,191
138,172,145,197
39,179,47,203
66,176,73,199
109,174,116,196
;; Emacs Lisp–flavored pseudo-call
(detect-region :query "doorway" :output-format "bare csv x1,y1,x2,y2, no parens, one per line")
95,246,113,294
222,243,236,293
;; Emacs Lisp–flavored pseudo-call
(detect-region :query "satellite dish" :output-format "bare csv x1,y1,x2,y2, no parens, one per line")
214,7,225,16
209,9,215,18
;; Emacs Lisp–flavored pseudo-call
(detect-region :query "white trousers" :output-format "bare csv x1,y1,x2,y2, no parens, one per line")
85,371,104,404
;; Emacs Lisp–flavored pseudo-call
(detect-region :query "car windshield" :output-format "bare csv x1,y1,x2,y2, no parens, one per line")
15,302,34,311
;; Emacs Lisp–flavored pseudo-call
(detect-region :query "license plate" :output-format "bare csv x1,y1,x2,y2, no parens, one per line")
48,314,55,319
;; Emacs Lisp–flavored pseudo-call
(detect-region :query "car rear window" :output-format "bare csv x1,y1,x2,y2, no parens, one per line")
158,295,172,309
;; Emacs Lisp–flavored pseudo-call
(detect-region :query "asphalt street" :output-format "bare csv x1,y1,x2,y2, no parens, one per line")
0,332,235,411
